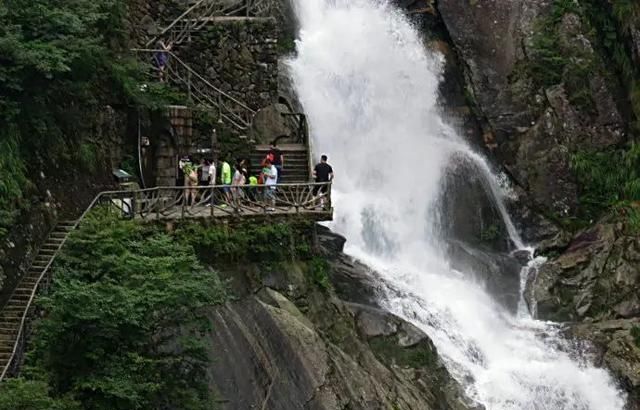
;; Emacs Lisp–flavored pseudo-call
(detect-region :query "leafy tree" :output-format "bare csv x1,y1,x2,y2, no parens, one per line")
0,379,79,410
0,0,177,237
1,211,226,409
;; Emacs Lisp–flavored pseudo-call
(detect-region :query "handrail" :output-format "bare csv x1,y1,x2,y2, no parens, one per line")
0,182,332,381
145,0,272,48
0,189,110,381
133,48,257,130
145,0,209,47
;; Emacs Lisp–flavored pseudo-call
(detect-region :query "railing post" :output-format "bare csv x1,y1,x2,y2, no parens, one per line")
181,188,186,218
210,187,214,217
187,67,192,103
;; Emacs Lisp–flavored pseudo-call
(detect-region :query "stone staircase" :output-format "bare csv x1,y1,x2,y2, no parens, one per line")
133,0,272,133
250,144,310,183
0,220,76,376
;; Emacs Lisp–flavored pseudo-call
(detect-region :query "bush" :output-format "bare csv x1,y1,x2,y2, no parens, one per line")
10,211,226,409
0,135,28,239
0,379,79,410
175,220,314,264
528,0,597,113
571,144,640,222
0,0,178,236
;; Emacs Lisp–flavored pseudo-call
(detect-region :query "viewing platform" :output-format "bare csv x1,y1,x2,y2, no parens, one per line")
99,183,333,222
0,182,332,381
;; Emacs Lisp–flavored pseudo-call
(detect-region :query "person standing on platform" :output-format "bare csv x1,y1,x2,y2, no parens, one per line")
269,141,284,183
262,159,278,211
313,155,334,209
220,157,233,204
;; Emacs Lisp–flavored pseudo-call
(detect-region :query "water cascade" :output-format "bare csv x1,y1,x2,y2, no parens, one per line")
287,0,626,408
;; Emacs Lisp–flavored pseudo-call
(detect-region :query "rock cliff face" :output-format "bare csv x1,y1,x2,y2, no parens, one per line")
410,1,640,407
436,0,627,220
525,221,640,407
204,227,476,410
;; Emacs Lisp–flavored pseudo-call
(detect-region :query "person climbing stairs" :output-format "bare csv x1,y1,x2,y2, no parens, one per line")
250,144,310,183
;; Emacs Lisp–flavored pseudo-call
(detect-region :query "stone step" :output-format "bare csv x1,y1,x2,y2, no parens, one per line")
252,154,308,158
13,288,34,295
40,245,61,251
0,345,14,353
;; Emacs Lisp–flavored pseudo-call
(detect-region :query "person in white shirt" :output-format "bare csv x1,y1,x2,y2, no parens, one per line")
262,159,278,211
231,162,246,204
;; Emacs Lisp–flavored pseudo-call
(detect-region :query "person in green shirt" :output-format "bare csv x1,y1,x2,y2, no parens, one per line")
220,157,232,202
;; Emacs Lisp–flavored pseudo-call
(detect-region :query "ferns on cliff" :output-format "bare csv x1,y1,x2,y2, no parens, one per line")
571,144,640,222
611,0,640,33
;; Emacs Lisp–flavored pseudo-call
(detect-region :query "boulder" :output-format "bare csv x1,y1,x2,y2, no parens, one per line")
567,319,640,410
250,103,298,144
527,223,640,322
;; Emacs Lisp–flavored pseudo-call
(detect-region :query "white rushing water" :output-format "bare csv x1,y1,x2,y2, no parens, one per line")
287,0,626,409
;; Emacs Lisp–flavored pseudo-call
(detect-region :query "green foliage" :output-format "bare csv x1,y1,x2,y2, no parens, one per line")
632,326,640,348
0,0,171,236
175,220,314,264
480,224,501,242
0,134,29,239
611,1,640,34
0,379,79,410
582,0,640,131
5,211,226,409
308,257,331,291
192,110,252,163
75,143,99,173
528,0,597,113
571,144,640,221
277,34,296,56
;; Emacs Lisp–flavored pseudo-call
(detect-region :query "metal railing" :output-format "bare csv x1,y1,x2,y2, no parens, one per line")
281,112,309,145
100,182,332,219
0,181,332,381
133,48,257,130
145,0,272,48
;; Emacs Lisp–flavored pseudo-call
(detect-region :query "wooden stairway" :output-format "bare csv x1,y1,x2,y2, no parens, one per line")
250,144,311,183
0,220,76,376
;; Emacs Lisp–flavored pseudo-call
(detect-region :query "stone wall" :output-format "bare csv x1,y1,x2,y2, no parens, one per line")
176,17,279,110
128,0,280,111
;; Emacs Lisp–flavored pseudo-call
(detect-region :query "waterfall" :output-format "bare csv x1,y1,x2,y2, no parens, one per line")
287,0,627,409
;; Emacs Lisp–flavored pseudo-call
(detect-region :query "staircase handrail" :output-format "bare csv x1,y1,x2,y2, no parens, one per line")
145,0,271,48
0,188,116,381
145,0,209,47
133,48,257,129
0,181,332,380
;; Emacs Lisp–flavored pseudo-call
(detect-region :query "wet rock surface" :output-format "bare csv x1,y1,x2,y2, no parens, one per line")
206,228,476,410
528,223,640,323
436,0,626,218
566,319,640,410
527,222,640,407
